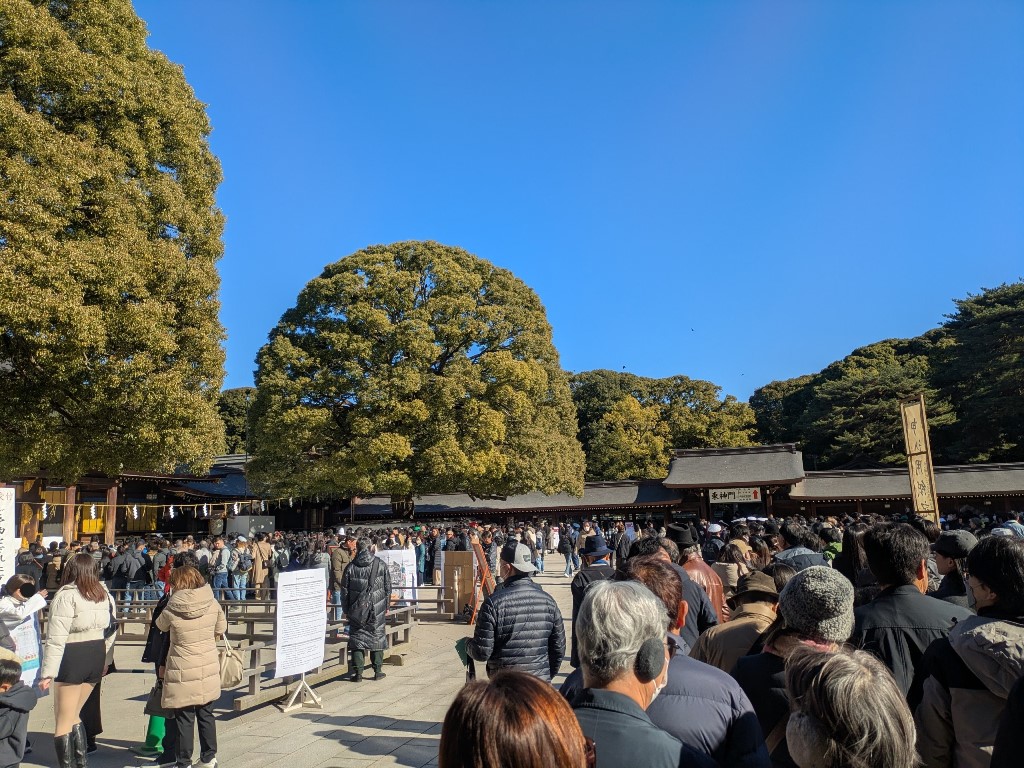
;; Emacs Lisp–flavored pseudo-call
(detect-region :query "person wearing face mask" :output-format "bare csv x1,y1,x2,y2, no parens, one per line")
465,542,565,682
572,580,716,768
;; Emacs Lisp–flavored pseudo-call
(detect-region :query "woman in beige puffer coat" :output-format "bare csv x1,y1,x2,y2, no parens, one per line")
156,565,227,768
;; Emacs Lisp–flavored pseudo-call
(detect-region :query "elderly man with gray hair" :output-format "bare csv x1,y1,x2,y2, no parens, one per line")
572,580,716,768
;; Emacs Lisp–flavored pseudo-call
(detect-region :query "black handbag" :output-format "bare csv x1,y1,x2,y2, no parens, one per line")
144,679,174,718
103,596,117,639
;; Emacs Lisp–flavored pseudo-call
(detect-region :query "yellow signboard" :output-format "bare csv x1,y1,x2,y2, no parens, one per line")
901,395,939,522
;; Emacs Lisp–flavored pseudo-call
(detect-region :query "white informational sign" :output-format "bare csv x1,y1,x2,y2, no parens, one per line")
708,487,762,504
275,569,327,678
377,549,416,603
0,489,17,586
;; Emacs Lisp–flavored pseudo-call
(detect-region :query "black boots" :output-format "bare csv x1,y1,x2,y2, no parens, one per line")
54,733,74,768
71,722,89,768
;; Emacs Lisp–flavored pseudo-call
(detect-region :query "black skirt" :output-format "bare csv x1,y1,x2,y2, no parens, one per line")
55,639,106,685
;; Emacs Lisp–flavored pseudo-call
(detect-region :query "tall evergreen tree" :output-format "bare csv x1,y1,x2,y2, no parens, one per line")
0,0,226,481
934,282,1024,462
248,241,585,508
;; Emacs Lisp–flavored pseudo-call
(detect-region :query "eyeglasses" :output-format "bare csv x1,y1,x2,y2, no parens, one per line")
584,737,597,768
666,636,680,660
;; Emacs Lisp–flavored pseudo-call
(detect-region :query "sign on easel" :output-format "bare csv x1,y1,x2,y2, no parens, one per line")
275,569,326,711
901,394,940,524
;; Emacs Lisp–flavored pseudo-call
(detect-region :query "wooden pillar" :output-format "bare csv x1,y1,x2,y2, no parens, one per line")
765,487,773,517
63,485,77,544
104,485,118,546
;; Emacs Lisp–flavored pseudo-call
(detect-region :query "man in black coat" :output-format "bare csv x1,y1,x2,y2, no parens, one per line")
850,522,971,708
570,534,616,668
342,538,393,681
466,542,564,681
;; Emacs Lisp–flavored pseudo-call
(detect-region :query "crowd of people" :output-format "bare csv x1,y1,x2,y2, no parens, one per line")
454,510,1024,768
3,508,1024,768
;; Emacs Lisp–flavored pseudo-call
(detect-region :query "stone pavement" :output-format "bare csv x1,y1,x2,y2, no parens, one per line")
24,562,576,768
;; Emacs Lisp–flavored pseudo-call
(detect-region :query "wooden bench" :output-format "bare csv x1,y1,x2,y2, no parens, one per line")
230,605,415,711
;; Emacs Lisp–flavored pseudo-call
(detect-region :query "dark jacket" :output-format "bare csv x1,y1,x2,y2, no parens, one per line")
992,674,1024,768
570,562,616,667
851,584,971,708
671,564,718,650
141,593,172,668
614,531,632,564
573,688,717,768
0,682,36,766
562,635,768,768
123,550,149,582
731,651,797,768
342,549,392,651
467,573,564,681
931,571,970,609
916,609,1024,768
773,546,827,572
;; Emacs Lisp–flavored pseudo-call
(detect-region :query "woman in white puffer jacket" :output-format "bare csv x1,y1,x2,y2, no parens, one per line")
38,553,117,768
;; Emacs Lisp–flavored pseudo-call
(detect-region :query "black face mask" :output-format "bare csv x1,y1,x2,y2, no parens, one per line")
19,584,36,599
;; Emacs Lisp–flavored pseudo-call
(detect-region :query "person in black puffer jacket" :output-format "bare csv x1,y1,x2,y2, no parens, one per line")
342,538,393,681
467,542,565,681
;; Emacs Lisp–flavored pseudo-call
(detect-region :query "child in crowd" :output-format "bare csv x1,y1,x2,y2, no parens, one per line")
0,657,36,768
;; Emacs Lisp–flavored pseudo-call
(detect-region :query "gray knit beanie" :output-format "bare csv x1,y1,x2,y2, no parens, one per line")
778,566,855,643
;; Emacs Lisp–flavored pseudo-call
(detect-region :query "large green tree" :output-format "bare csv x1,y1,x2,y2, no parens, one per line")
586,395,671,480
217,387,256,455
248,241,585,508
749,374,816,445
934,282,1024,462
0,0,226,482
570,369,756,480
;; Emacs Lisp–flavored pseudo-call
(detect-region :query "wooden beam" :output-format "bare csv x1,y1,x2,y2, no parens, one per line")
104,485,118,546
63,485,77,544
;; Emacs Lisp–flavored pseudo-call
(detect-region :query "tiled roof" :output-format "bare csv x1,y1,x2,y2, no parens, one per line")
789,463,1024,501
353,481,681,518
663,444,805,488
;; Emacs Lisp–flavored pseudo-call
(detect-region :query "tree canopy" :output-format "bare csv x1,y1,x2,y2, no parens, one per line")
748,282,1023,468
217,387,255,455
570,370,756,481
248,241,585,506
0,0,226,482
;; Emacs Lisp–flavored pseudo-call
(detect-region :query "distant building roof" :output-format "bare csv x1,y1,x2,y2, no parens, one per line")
353,480,681,519
789,463,1024,501
663,444,805,488
170,455,253,499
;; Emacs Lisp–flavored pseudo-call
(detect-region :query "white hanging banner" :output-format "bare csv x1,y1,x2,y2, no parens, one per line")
0,489,17,586
275,568,327,678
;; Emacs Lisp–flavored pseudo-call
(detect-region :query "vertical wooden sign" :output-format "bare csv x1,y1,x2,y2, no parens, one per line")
901,395,940,524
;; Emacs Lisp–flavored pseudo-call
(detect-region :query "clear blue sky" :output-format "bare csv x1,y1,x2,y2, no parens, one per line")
134,0,1023,400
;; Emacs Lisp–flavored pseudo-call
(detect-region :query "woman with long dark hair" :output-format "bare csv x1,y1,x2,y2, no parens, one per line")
39,553,117,768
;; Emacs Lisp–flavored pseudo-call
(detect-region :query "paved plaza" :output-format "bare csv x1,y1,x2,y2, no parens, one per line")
24,568,575,768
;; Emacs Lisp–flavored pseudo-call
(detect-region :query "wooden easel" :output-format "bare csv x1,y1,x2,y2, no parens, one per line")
466,540,497,625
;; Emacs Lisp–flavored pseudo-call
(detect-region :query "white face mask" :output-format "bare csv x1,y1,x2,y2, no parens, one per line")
650,678,666,704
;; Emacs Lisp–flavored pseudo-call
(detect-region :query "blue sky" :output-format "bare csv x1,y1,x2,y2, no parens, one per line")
134,1,1023,400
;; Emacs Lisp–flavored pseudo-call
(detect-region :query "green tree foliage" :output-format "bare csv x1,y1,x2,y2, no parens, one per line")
934,282,1024,462
0,0,226,482
248,241,585,505
217,388,255,455
749,374,816,444
795,336,954,467
748,282,1024,468
570,370,756,480
587,396,671,480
